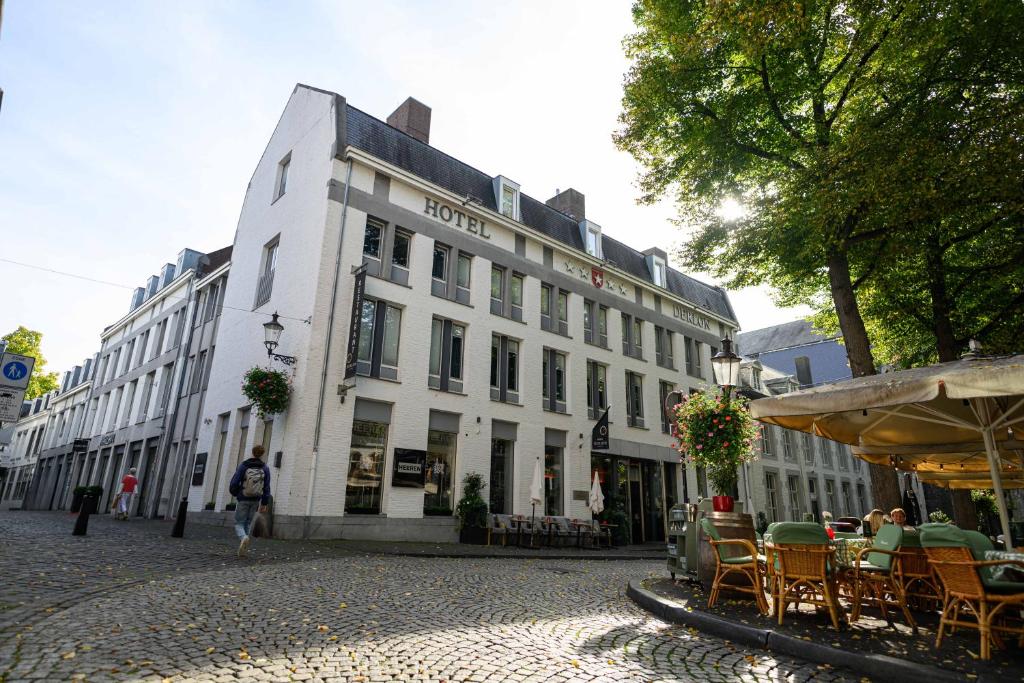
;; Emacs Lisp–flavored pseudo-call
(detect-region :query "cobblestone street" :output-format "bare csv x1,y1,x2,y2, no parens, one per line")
0,512,856,682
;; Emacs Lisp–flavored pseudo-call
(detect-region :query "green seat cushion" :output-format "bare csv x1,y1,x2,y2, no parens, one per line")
963,530,995,559
900,529,922,548
834,531,860,540
982,578,1024,593
723,555,755,565
920,524,969,548
771,522,830,545
700,517,722,541
867,524,903,571
856,560,890,572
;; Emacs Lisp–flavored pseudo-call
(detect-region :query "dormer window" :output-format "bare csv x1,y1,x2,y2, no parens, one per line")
579,220,603,259
644,248,668,287
653,259,666,287
493,176,521,221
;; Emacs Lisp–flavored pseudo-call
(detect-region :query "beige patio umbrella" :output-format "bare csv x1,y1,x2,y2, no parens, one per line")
748,354,1024,544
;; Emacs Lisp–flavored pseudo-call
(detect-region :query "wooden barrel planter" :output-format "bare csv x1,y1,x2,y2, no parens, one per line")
698,511,758,590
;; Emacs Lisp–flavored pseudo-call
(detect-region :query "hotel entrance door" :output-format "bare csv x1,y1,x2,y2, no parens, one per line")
593,456,668,545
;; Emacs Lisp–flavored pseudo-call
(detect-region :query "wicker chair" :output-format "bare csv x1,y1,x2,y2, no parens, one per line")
849,524,917,631
767,522,842,629
700,518,769,615
896,529,943,611
920,524,1024,660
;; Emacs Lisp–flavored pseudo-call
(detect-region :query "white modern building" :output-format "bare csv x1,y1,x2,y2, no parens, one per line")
29,247,232,518
189,85,740,542
1,395,51,509
25,359,94,510
737,322,875,526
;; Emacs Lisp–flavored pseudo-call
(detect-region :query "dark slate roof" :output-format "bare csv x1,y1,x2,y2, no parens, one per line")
201,245,233,274
343,102,736,323
736,319,836,357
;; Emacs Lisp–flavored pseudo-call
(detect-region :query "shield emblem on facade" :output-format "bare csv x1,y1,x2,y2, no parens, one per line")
591,267,604,289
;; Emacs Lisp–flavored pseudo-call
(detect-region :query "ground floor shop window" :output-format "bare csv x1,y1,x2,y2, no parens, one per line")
425,429,456,514
489,438,512,514
345,420,388,514
544,445,563,516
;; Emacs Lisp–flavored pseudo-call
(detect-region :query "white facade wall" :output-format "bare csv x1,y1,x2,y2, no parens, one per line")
1,400,50,507
194,86,737,540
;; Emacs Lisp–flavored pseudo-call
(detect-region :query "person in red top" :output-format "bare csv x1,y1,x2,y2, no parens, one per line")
116,468,138,520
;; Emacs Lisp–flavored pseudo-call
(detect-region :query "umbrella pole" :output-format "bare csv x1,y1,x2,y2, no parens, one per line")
530,502,536,549
976,399,1013,547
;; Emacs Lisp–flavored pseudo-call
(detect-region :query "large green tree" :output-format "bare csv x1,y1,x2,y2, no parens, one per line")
2,327,59,399
616,0,1024,511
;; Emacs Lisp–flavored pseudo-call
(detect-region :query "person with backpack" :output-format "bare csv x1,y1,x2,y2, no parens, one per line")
228,444,271,557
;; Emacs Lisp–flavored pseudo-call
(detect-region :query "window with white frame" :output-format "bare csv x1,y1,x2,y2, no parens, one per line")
274,153,290,201
356,298,403,381
586,360,609,420
493,176,521,221
765,472,781,522
787,474,803,520
428,318,466,393
655,326,675,369
761,425,775,458
542,348,567,413
802,433,814,465
490,334,520,404
254,237,279,308
625,370,644,428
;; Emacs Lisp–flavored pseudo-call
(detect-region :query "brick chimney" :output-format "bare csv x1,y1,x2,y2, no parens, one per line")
387,97,431,144
545,188,586,220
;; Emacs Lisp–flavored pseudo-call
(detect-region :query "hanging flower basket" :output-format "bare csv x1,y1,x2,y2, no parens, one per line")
672,389,759,500
242,366,291,419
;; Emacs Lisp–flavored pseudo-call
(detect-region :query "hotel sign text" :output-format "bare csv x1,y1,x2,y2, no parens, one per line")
424,197,491,239
672,304,712,330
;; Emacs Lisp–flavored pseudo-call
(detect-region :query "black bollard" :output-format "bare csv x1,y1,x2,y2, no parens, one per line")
170,498,188,538
73,508,91,536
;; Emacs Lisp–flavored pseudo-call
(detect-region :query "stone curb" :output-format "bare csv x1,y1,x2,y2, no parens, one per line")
340,548,663,561
626,579,973,683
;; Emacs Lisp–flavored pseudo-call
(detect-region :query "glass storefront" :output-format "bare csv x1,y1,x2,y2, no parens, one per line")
345,419,388,514
591,454,673,544
489,438,512,514
425,429,456,514
544,444,563,516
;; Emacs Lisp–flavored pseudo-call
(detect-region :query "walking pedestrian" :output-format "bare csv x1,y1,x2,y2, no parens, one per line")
228,445,271,557
116,468,138,520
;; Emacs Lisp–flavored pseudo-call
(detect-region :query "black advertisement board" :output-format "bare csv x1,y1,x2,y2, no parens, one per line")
391,448,426,488
191,452,208,486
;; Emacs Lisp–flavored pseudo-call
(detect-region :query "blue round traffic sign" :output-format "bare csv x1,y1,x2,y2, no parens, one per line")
3,361,28,382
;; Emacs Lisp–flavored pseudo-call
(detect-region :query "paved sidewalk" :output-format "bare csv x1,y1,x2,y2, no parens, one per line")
0,512,857,682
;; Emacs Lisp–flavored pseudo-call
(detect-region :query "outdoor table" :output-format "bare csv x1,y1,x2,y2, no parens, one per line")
834,537,873,568
569,520,590,549
984,549,1024,582
510,516,529,548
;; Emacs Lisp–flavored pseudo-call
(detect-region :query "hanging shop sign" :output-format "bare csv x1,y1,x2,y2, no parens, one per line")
344,266,368,380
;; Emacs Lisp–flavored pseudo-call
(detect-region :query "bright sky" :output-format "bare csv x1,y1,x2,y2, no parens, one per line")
0,1,809,373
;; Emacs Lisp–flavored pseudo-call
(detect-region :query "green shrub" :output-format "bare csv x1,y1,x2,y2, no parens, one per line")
455,472,489,529
928,510,953,524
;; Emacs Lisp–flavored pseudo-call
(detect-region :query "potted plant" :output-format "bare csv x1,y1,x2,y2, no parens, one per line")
455,472,489,545
241,366,291,419
672,389,758,512
70,486,88,513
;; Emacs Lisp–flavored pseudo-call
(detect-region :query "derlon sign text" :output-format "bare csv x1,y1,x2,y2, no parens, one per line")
424,197,491,239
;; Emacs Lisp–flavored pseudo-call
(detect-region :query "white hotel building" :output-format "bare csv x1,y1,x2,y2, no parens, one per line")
191,85,740,541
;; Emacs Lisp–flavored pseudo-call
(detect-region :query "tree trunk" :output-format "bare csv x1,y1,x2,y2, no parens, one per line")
826,249,902,511
925,235,979,530
926,232,960,363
